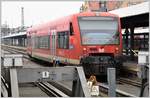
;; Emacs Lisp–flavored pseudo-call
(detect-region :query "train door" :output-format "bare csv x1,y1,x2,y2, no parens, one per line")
50,30,57,58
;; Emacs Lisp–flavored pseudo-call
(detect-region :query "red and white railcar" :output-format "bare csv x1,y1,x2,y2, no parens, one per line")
27,12,122,75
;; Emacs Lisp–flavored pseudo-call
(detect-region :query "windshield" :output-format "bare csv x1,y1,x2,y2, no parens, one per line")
78,16,119,45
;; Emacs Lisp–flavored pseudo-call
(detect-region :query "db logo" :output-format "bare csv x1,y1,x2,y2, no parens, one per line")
99,48,104,52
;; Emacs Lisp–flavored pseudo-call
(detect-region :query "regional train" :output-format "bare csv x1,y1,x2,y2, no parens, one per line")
27,12,123,75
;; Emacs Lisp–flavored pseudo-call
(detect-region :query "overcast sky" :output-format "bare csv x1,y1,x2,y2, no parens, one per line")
2,1,84,28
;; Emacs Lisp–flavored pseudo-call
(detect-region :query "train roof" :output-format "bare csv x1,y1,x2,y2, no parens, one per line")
27,15,72,32
27,12,119,32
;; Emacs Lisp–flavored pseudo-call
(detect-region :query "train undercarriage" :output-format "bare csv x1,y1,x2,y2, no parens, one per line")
28,52,123,76
80,54,123,75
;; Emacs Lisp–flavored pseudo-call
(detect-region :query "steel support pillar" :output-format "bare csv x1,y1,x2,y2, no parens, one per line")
10,68,19,97
22,38,25,46
21,38,23,46
17,38,19,46
72,67,91,97
24,38,27,47
130,26,135,60
16,38,18,46
19,38,22,46
125,28,129,55
107,68,116,97
138,51,149,97
18,38,20,46
11,39,13,46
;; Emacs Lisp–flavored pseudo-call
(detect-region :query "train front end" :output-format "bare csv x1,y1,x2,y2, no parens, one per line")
77,13,122,75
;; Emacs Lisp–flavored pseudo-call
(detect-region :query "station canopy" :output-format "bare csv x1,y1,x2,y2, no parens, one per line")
2,32,26,38
110,2,149,28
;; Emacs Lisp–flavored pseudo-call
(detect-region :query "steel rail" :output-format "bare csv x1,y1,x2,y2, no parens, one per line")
118,77,141,87
2,47,29,59
36,82,69,97
48,81,72,96
98,83,137,97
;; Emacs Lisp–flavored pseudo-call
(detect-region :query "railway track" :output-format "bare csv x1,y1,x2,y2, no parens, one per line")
2,46,29,59
2,47,86,97
48,81,72,96
36,82,69,97
118,77,142,87
18,82,70,97
1,45,26,54
1,48,73,97
2,45,142,97
98,76,142,97
98,83,137,97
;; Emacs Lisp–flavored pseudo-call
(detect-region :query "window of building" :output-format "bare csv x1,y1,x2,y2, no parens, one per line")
57,31,69,49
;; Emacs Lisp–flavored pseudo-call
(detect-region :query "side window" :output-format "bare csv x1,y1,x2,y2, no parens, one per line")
36,36,50,49
58,31,69,49
35,36,39,48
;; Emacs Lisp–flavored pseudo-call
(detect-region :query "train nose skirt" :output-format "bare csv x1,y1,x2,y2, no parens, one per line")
83,63,113,75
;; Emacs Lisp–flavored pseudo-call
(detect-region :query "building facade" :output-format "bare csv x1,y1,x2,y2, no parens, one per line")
80,0,146,12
